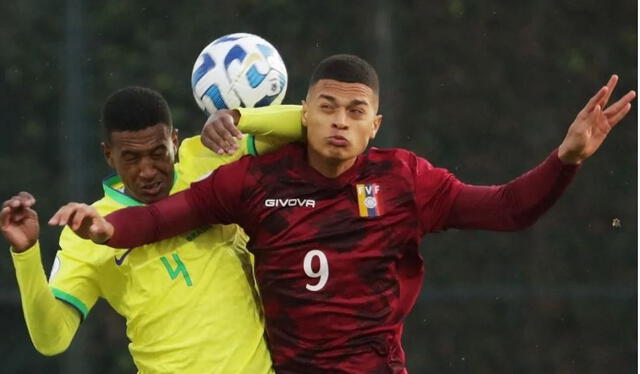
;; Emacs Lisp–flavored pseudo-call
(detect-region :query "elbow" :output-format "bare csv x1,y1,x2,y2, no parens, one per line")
33,341,70,356
503,209,541,231
29,329,74,356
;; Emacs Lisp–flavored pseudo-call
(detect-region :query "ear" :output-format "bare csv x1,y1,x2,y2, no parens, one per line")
301,100,308,128
171,128,179,153
102,141,114,168
370,114,383,139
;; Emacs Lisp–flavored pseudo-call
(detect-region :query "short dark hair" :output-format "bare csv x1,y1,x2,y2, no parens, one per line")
101,86,172,142
309,54,379,94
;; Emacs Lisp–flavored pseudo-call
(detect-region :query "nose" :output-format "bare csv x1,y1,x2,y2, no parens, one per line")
138,157,158,180
332,108,348,130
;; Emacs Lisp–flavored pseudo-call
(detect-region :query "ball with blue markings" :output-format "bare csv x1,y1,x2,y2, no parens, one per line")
191,33,288,115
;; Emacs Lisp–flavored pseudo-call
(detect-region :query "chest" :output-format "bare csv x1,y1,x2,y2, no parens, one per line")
251,176,416,237
103,225,251,311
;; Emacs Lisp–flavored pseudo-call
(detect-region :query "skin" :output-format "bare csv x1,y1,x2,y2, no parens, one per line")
103,123,178,205
302,79,382,178
42,74,635,245
2,115,237,251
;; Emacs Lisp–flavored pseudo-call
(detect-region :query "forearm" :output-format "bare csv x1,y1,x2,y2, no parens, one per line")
237,105,302,139
106,190,207,248
446,149,580,230
12,242,80,355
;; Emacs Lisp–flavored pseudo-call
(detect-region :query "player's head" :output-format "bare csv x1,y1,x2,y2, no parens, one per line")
101,86,178,204
302,54,382,169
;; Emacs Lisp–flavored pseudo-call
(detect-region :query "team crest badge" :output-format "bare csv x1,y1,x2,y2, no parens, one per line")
356,183,382,217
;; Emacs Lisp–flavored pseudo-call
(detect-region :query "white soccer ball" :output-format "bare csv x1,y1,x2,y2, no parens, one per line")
191,33,288,115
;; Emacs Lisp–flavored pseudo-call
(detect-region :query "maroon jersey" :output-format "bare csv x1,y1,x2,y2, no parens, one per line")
106,142,578,373
187,142,463,373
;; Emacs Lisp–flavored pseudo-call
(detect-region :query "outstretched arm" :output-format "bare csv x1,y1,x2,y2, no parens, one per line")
2,193,80,355
50,157,247,248
446,76,635,231
48,194,202,249
446,150,578,230
201,105,302,155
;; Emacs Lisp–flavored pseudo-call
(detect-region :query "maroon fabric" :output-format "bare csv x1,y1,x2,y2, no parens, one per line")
446,149,579,230
185,143,458,373
105,143,579,373
105,190,206,248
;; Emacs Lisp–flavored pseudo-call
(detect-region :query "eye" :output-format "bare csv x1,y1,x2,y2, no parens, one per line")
152,149,166,158
122,154,139,163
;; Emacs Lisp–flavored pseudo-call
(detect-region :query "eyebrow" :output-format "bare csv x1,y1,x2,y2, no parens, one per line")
318,94,369,107
121,144,167,156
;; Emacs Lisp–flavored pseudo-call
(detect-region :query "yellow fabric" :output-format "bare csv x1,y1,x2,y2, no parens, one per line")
238,104,303,155
11,242,80,356
33,136,273,374
11,106,304,373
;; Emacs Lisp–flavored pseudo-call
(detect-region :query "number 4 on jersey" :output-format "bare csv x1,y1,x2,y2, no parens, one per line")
161,253,193,287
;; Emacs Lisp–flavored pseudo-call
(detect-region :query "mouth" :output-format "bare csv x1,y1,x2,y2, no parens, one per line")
327,135,349,147
140,181,163,196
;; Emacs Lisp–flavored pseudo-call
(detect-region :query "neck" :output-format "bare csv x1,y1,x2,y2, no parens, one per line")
307,147,356,178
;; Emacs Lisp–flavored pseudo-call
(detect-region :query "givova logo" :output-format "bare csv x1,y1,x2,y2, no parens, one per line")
264,198,316,208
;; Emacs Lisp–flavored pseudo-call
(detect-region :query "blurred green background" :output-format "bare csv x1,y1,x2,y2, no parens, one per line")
0,0,636,373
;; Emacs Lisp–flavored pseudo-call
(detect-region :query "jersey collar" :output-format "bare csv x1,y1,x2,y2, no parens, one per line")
102,171,179,207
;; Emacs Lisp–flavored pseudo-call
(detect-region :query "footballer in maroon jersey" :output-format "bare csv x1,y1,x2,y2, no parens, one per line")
51,55,635,373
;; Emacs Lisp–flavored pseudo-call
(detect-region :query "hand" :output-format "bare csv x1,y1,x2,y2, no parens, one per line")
48,203,113,244
0,192,39,252
558,75,636,164
201,109,243,155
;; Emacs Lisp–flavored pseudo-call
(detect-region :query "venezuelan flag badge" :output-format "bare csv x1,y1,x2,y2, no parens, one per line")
356,183,382,217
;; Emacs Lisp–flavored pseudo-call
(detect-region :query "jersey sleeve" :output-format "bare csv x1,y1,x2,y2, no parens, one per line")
11,242,81,355
48,227,101,320
237,105,303,155
177,135,255,183
444,149,579,231
106,158,251,248
186,156,250,228
413,154,463,235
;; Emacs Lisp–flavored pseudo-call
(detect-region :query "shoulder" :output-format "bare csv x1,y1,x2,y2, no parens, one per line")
241,142,304,176
365,147,431,172
250,141,304,164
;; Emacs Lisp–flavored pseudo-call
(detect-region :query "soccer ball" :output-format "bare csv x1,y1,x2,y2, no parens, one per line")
191,33,288,115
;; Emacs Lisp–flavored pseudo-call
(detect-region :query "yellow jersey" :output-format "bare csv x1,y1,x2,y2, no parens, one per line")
44,105,303,373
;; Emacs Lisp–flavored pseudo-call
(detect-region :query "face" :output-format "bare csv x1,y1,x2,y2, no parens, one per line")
302,79,382,168
103,123,178,204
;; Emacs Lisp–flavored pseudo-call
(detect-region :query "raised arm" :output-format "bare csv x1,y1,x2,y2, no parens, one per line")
557,75,635,164
446,150,578,230
1,193,81,355
445,75,635,231
201,105,302,155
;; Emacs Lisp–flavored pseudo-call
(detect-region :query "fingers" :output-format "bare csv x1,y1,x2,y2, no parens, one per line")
601,74,619,109
49,202,92,229
604,90,637,118
0,207,11,228
582,86,609,115
2,192,36,210
201,110,244,155
607,103,632,128
2,192,37,223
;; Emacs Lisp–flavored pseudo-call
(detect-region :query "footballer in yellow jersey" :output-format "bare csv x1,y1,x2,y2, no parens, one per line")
3,87,302,374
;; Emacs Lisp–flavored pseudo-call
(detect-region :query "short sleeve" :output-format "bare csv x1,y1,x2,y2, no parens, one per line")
413,155,463,235
49,227,101,320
